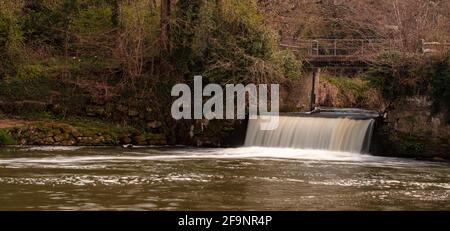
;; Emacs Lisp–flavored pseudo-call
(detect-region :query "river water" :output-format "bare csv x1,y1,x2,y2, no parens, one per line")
0,146,449,210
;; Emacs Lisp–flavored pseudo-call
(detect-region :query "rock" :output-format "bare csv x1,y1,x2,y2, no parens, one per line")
318,80,340,107
77,137,95,145
132,135,146,145
105,103,115,117
22,101,47,113
103,135,114,144
93,135,105,144
147,121,162,129
61,126,76,134
86,106,105,116
116,104,128,113
54,133,70,142
52,128,62,135
128,109,139,117
42,137,55,145
18,139,27,145
36,132,47,139
61,139,77,146
121,136,132,144
71,131,81,138
49,104,63,114
90,98,106,105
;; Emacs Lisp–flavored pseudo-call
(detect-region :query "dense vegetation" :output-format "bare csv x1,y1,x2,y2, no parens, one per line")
0,0,300,110
365,52,450,122
0,0,449,146
0,0,302,144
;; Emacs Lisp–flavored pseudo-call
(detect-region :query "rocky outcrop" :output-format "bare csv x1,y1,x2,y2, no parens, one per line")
2,122,166,146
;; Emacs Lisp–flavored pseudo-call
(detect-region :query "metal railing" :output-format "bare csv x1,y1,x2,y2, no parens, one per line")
280,38,450,59
421,40,450,54
280,39,402,58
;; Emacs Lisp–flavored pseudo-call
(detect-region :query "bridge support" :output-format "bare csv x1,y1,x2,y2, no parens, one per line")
310,68,320,111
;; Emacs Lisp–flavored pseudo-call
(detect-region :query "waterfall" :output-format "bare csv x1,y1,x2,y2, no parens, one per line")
244,116,375,153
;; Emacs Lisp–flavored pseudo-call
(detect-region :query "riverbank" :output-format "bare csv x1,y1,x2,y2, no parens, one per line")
0,117,166,146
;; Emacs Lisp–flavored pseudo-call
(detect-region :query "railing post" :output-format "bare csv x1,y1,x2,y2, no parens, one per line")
334,40,337,56
420,39,425,54
361,40,364,55
312,40,319,56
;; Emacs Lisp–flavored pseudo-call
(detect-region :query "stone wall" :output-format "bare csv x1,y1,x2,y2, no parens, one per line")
1,122,166,146
0,97,164,132
373,96,450,160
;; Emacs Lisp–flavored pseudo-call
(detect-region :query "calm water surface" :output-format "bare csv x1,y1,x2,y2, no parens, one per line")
0,146,449,210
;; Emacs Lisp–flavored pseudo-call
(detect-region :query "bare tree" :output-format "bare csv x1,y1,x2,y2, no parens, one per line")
216,0,223,17
258,0,450,52
160,0,171,53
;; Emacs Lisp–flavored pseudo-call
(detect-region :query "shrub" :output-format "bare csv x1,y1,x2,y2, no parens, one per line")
366,51,450,123
430,54,450,123
365,52,431,100
171,1,302,84
0,64,53,101
0,1,25,79
0,129,16,145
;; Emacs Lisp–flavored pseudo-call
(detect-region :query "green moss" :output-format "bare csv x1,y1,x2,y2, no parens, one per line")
389,132,426,157
323,75,370,99
1,115,165,146
0,129,16,145
143,132,165,140
398,138,425,156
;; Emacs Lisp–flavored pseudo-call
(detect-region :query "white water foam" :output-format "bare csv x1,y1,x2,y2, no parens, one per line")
0,147,418,165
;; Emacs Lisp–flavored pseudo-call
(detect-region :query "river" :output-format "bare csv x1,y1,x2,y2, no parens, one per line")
0,146,449,210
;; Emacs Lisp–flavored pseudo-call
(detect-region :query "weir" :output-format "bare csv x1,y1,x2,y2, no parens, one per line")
244,108,379,153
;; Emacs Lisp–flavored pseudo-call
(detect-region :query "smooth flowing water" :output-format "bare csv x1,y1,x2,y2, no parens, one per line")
245,116,375,153
0,146,449,210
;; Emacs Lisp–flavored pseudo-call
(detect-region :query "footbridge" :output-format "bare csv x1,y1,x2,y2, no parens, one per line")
279,38,450,109
280,38,450,67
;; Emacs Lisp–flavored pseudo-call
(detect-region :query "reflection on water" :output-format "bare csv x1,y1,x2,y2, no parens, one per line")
0,146,449,210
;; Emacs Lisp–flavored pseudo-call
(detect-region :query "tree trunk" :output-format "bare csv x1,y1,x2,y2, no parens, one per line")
216,0,223,17
111,0,120,27
160,0,171,53
149,0,156,11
